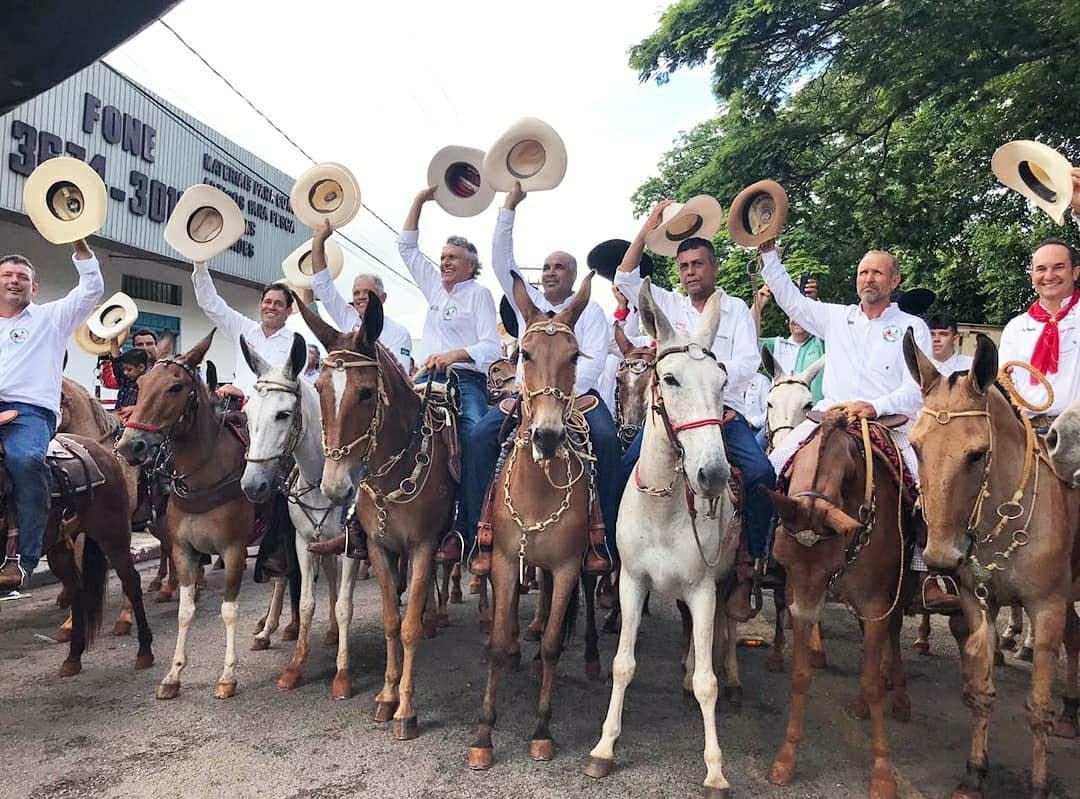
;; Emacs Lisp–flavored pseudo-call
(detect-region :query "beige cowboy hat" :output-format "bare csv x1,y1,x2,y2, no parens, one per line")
74,318,129,357
164,184,245,262
483,117,568,192
23,156,108,244
644,195,725,257
282,237,344,289
728,180,789,247
991,140,1074,225
289,162,361,229
427,146,495,217
86,291,139,340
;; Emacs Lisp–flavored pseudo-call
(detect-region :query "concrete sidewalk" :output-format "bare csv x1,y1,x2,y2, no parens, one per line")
25,531,161,590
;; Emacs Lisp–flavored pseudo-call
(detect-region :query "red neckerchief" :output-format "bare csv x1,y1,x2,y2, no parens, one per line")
1027,289,1080,384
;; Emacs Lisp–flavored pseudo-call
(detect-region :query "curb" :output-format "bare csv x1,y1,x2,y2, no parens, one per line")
26,541,162,590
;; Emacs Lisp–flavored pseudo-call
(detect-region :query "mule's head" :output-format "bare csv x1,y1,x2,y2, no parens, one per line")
906,330,999,570
762,346,823,451
513,271,591,461
486,356,519,403
638,278,730,498
240,332,310,503
295,289,386,503
614,339,656,445
1046,404,1080,485
117,330,214,466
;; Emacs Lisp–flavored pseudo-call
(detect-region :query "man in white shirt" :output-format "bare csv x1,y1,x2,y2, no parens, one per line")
0,239,104,589
308,222,414,375
461,183,616,571
927,312,973,376
302,343,321,383
999,239,1080,431
615,201,773,621
399,186,502,562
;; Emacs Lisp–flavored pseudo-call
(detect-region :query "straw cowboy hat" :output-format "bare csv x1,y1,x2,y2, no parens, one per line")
23,156,108,244
427,145,495,217
282,237,344,289
86,291,139,340
587,238,655,281
74,317,128,357
644,195,724,257
728,180,789,247
164,184,245,262
289,162,361,229
991,140,1074,225
483,117,568,192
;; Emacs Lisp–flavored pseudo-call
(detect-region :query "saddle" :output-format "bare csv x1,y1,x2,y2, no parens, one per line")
412,379,461,483
806,410,909,429
46,435,106,500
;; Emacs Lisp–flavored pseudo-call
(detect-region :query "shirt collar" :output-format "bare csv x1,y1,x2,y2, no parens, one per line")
444,278,476,295
1,303,35,320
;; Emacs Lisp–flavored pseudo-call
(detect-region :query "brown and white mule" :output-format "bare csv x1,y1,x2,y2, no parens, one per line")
765,409,913,799
906,332,1079,799
468,273,600,769
296,293,456,735
117,332,258,700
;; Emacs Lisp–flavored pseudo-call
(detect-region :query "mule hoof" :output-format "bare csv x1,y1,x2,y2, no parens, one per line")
392,716,419,740
436,611,450,628
277,668,302,691
59,660,82,678
1018,646,1034,662
154,591,174,604
891,694,912,723
585,660,602,681
450,588,463,604
250,636,271,651
253,617,266,635
323,628,339,647
214,680,237,699
147,578,163,593
870,772,897,799
111,620,132,637
467,746,494,770
1052,717,1079,739
765,653,785,672
993,650,1005,667
282,622,299,642
373,700,399,723
55,626,72,644
768,756,795,786
524,626,542,642
156,682,180,700
134,653,155,670
530,658,543,678
723,685,743,709
913,640,930,656
703,788,731,799
528,739,555,761
809,650,827,669
584,756,614,779
331,671,353,700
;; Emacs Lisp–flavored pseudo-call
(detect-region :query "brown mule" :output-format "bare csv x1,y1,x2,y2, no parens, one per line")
468,273,598,769
486,356,519,404
117,331,254,701
764,410,912,799
905,332,1080,799
0,434,153,675
296,292,456,735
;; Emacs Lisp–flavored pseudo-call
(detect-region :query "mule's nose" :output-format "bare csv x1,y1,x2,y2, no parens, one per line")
696,464,730,499
243,480,270,504
923,542,965,572
531,426,564,460
124,438,148,465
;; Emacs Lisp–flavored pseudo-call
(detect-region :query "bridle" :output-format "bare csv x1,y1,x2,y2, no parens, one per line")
764,375,813,451
486,357,518,401
320,349,387,471
615,355,654,447
244,376,304,471
516,320,580,423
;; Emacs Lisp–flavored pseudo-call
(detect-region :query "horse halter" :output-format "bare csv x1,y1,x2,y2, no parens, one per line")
517,320,580,422
615,356,654,445
123,357,201,436
320,349,387,469
244,377,304,466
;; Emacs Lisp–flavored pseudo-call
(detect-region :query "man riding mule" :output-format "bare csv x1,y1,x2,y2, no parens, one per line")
615,201,772,621
0,238,103,590
464,182,617,577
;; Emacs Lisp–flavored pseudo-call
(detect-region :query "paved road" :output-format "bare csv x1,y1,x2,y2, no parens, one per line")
2,562,1078,799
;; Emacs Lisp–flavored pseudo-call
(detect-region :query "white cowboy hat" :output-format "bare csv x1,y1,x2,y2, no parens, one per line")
289,162,361,229
23,156,108,244
164,184,245,262
991,140,1074,225
86,292,139,340
728,180,789,247
482,117,567,192
644,195,725,256
427,146,495,217
74,319,128,357
282,237,344,289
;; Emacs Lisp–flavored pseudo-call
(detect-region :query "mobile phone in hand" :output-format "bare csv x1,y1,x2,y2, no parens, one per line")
798,272,809,294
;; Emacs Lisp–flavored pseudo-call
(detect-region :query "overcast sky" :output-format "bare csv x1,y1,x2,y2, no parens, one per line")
105,0,716,337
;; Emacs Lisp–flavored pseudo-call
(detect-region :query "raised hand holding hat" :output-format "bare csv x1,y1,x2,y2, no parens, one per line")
23,156,107,244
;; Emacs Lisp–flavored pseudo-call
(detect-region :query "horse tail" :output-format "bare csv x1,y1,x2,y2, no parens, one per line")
561,578,580,646
79,536,109,648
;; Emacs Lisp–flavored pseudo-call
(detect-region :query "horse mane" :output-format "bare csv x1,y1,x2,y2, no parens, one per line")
945,370,1027,426
62,378,120,436
811,409,851,486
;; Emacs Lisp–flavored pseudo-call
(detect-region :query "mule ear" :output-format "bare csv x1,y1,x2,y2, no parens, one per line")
969,333,998,396
637,278,676,344
614,320,634,356
206,360,219,392
180,329,215,368
796,355,825,386
556,271,593,329
761,344,783,380
761,487,798,524
903,328,938,392
694,288,724,350
240,335,272,378
510,271,542,326
362,292,384,347
285,333,308,381
294,290,344,350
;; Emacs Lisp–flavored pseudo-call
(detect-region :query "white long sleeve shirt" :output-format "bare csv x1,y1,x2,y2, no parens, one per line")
999,302,1080,416
192,265,295,397
0,253,104,418
931,351,974,376
743,372,772,430
760,249,931,419
310,269,414,374
397,230,501,375
492,208,609,395
613,269,760,416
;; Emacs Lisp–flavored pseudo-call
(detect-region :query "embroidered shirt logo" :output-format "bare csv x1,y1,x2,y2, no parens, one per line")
9,327,29,344
882,325,901,343
442,305,459,321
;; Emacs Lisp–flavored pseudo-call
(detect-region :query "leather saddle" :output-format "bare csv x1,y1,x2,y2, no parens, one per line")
412,379,462,484
46,435,106,499
806,410,908,428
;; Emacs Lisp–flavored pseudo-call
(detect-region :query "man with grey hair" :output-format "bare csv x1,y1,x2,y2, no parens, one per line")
308,221,414,374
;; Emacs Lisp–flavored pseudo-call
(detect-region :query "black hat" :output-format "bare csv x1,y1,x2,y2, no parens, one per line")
894,287,936,316
499,296,520,338
587,238,655,281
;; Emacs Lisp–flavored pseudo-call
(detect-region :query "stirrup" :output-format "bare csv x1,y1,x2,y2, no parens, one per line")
921,573,960,607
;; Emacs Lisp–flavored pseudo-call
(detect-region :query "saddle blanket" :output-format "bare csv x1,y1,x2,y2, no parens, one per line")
47,435,106,499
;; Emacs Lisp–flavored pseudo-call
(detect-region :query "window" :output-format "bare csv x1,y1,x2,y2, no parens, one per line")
122,274,182,306
123,312,181,354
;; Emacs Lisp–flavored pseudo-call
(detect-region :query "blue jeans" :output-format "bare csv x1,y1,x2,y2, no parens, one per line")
463,390,620,552
0,402,56,573
619,410,775,558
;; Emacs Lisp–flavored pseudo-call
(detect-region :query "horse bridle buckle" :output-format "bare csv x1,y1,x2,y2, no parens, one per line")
934,410,952,424
793,528,822,547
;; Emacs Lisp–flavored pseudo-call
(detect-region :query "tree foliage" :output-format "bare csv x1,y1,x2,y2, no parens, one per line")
629,0,1080,333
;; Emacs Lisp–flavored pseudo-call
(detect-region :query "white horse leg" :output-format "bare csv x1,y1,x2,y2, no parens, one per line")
215,599,239,698
278,543,318,690
687,581,729,794
252,576,287,650
586,574,647,778
332,555,359,699
156,584,195,700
